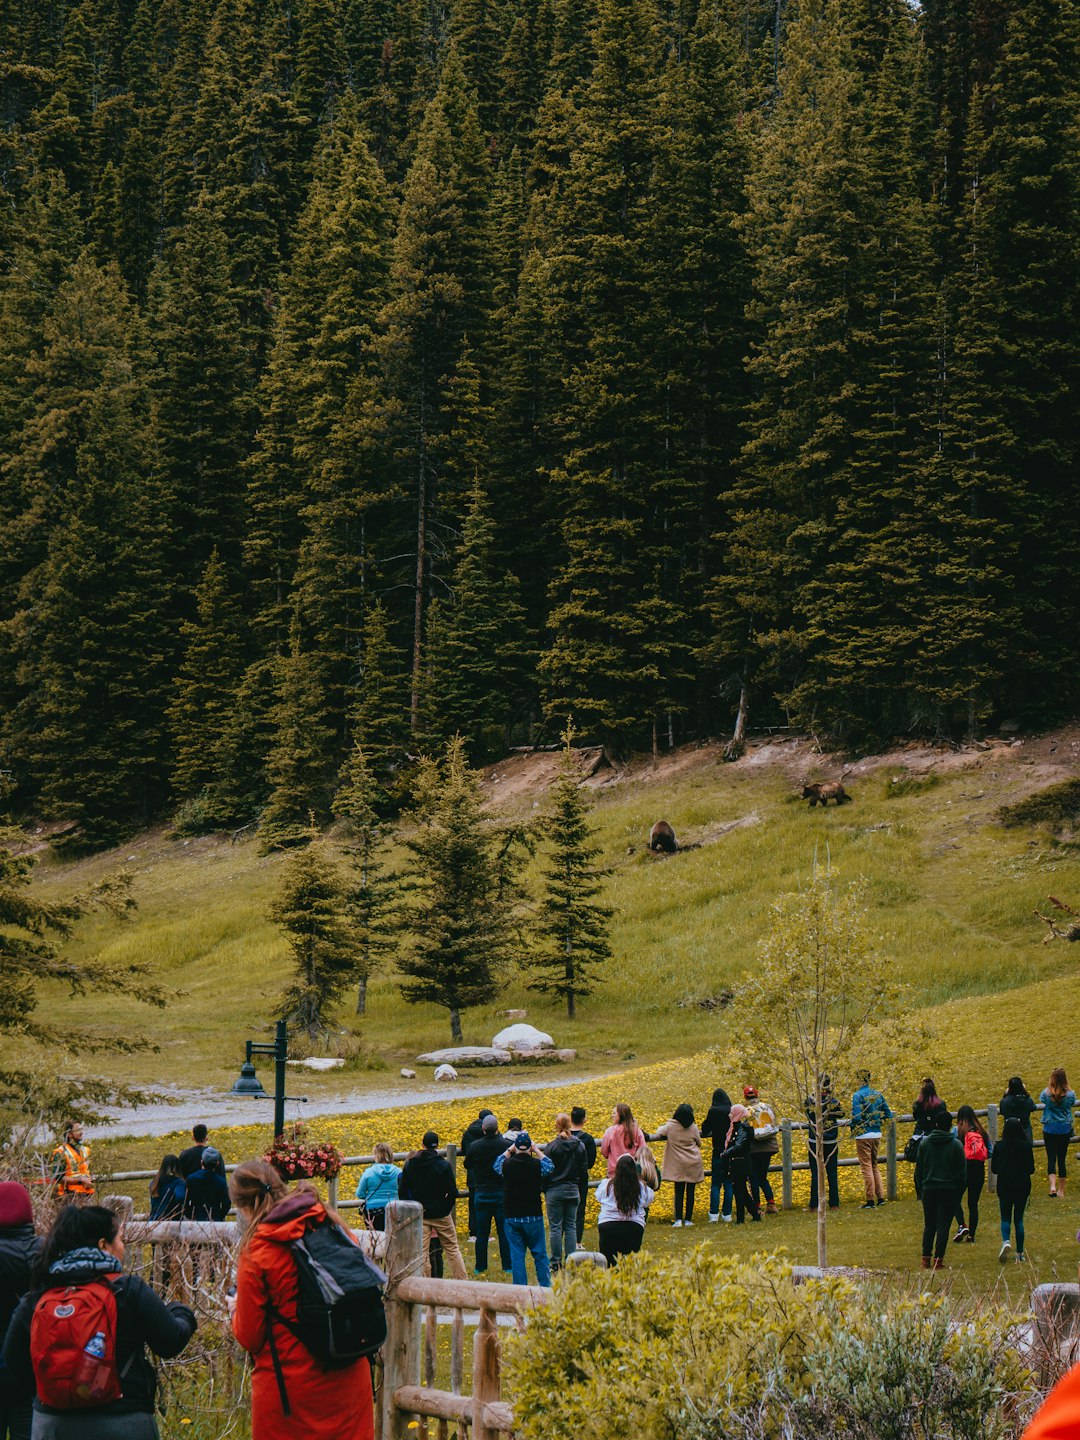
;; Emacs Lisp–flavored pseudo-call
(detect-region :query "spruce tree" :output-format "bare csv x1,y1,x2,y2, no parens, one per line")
272,835,357,1040
259,615,335,851
533,726,612,1017
348,601,411,809
168,548,246,820
398,736,517,1042
334,744,400,1014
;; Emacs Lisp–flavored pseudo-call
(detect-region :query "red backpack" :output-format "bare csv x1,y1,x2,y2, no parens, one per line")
30,1280,124,1409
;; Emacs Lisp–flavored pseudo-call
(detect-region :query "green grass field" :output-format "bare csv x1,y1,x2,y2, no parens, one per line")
18,735,1080,1105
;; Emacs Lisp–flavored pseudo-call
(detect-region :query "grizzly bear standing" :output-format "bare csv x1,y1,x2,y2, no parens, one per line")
801,781,852,807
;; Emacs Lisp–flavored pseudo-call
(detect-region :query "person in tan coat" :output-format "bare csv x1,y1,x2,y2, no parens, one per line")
647,1104,705,1226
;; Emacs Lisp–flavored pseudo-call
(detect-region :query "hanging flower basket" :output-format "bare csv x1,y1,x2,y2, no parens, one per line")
265,1126,343,1181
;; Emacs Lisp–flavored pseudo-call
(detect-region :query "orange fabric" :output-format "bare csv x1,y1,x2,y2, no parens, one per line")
1024,1362,1080,1440
54,1143,94,1196
232,1197,374,1440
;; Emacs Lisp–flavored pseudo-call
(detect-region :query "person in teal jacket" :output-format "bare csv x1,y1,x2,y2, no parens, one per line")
356,1142,401,1231
851,1074,893,1208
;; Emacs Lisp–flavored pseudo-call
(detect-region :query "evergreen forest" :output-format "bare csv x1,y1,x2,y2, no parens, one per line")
1,0,1078,848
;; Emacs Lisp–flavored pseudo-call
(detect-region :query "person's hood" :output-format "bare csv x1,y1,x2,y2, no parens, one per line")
925,1129,956,1146
370,1163,400,1179
710,1089,731,1108
47,1246,122,1281
547,1134,581,1151
0,1224,40,1279
260,1190,324,1241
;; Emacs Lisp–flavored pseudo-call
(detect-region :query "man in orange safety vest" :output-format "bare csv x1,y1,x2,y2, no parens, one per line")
51,1120,95,1199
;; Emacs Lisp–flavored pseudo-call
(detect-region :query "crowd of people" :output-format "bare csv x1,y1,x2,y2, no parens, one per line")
0,1068,1075,1439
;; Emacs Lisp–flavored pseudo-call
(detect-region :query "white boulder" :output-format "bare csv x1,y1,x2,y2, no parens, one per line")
417,1046,513,1067
400,1068,417,1079
285,1057,345,1071
492,1023,554,1052
434,1064,458,1081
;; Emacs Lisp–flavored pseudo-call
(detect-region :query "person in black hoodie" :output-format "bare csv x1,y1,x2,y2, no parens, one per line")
542,1115,588,1271
399,1131,467,1280
992,1116,1036,1263
460,1109,493,1242
0,1183,39,1440
716,1105,761,1224
701,1088,733,1223
3,1203,195,1440
464,1116,511,1274
569,1109,597,1244
1000,1077,1037,1143
182,1148,230,1222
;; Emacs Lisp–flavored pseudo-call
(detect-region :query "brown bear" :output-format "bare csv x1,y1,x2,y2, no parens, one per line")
802,781,852,807
649,820,678,852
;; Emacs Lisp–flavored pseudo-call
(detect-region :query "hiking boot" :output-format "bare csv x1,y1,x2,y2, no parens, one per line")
920,1255,932,1269
933,1257,945,1271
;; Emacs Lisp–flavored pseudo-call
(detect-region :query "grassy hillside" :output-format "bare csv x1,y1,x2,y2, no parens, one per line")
20,731,1080,1104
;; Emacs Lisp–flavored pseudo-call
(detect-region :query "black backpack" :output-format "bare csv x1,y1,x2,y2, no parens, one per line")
266,1217,387,1414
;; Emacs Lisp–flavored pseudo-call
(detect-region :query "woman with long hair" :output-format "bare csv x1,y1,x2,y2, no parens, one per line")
952,1106,989,1243
600,1104,645,1177
1000,1076,1037,1142
991,1117,1035,1262
701,1087,734,1222
717,1105,761,1224
912,1078,945,1137
148,1155,186,1220
355,1142,400,1232
595,1154,655,1266
228,1159,375,1440
3,1204,195,1439
1039,1068,1076,1198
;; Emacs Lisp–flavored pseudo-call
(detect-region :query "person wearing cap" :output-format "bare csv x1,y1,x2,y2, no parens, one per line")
743,1086,780,1214
0,1182,39,1440
399,1132,467,1281
464,1116,512,1275
50,1121,93,1201
183,1147,230,1221
494,1133,554,1286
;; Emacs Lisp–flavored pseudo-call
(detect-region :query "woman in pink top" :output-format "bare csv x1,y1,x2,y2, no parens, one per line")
600,1103,645,1176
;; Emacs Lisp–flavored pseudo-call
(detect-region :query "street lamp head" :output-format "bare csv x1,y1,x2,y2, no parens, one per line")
230,1060,267,1097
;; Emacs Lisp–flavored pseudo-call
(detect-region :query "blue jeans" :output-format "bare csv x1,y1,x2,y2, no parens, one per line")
545,1184,579,1267
474,1190,511,1272
710,1170,733,1217
504,1215,551,1286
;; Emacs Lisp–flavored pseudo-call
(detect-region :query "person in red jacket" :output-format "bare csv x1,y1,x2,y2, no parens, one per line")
1023,1362,1080,1440
227,1160,374,1440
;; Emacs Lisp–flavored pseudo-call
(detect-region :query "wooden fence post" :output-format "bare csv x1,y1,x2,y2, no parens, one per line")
781,1120,793,1210
987,1104,999,1194
472,1306,501,1440
327,1174,339,1211
381,1200,424,1440
886,1118,897,1201
446,1143,458,1194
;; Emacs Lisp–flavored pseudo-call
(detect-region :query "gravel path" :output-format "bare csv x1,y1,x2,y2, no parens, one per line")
86,1069,604,1140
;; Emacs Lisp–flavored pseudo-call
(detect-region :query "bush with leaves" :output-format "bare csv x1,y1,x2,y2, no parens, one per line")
507,1249,1034,1440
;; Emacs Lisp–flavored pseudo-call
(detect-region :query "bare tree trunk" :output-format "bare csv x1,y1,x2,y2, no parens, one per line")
566,949,575,1019
450,1006,462,1044
815,1081,828,1269
651,719,659,771
724,671,750,762
410,441,427,737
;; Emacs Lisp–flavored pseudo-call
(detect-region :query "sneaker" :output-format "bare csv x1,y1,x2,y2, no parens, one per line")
683,1220,694,1227
750,1213,762,1222
999,1240,1011,1262
860,1201,876,1210
876,1198,887,1207
468,1237,476,1244
721,1213,733,1223
708,1213,720,1223
1015,1252,1026,1263
1050,1191,1058,1199
953,1226,969,1243
672,1219,683,1228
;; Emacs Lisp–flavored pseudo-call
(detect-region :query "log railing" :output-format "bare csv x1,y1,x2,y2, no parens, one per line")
378,1200,549,1440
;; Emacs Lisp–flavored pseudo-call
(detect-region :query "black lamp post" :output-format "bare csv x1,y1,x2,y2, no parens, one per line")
230,1020,299,1138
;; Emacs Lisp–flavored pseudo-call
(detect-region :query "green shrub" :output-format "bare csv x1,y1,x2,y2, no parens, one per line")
998,779,1080,832
508,1250,1033,1440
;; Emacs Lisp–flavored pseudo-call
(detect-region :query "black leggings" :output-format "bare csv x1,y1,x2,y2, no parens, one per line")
1045,1133,1071,1177
730,1171,760,1223
953,1161,984,1237
598,1220,644,1266
673,1181,697,1222
921,1189,956,1260
750,1152,775,1206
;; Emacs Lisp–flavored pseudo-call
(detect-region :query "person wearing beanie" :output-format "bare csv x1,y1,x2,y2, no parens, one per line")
0,1183,38,1440
183,1147,230,1222
399,1133,467,1280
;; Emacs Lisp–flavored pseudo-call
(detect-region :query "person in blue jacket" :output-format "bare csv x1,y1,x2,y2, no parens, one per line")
356,1142,402,1231
183,1147,230,1221
851,1073,893,1208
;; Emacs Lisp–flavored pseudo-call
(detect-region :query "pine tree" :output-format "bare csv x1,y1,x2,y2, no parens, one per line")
259,615,335,851
334,744,400,1014
533,725,612,1017
348,601,410,809
398,736,517,1042
148,198,252,582
272,834,358,1040
423,478,532,758
168,548,246,818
